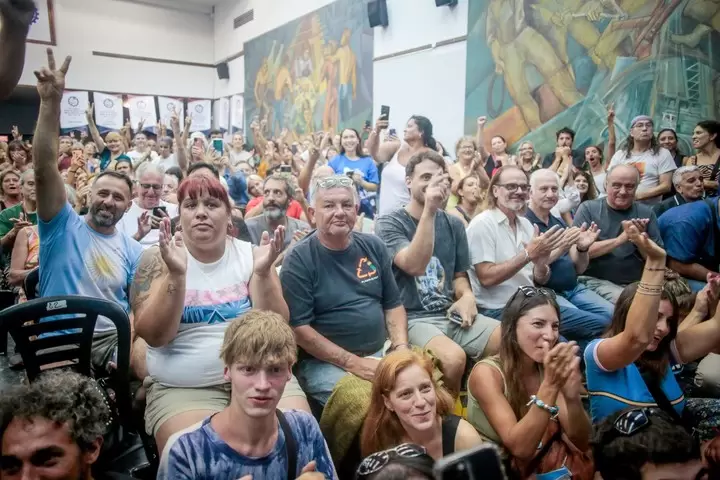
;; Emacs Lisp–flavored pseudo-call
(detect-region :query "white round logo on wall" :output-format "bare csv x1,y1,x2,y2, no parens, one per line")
195,105,204,113
68,96,79,107
167,103,176,112
103,99,114,108
137,101,147,111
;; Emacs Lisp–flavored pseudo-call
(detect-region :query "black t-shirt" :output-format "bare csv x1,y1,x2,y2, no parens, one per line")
280,231,402,360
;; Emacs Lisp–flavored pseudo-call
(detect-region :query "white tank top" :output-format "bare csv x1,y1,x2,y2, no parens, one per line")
378,147,410,216
146,237,254,387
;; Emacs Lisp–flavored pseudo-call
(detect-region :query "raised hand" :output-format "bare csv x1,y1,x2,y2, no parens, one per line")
526,224,566,262
135,211,151,241
158,217,187,275
477,116,487,128
9,213,33,234
607,102,616,124
424,174,450,214
575,222,601,251
34,48,72,101
623,222,665,260
85,103,94,119
375,114,389,132
0,0,36,32
543,341,580,389
695,273,720,320
557,226,582,253
10,125,21,140
254,225,286,274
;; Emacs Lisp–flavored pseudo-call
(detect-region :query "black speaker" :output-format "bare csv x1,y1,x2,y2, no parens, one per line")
368,0,388,28
216,62,229,80
436,0,458,6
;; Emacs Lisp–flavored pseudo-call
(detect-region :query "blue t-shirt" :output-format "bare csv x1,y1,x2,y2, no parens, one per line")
584,339,685,423
38,203,143,332
328,154,379,200
162,410,337,480
658,197,719,272
525,210,577,292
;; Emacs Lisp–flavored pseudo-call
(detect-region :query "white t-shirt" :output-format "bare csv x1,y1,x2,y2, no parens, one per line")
154,154,178,170
608,147,676,205
127,149,160,167
146,238,254,387
466,208,535,309
116,200,179,249
593,172,607,195
229,149,252,167
378,147,409,216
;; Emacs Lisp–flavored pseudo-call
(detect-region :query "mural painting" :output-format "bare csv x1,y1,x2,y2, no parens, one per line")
464,0,720,155
243,0,373,140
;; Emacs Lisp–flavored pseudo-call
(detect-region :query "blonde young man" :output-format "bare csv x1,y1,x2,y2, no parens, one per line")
162,310,337,480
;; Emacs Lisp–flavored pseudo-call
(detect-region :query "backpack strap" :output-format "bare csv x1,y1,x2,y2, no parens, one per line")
276,409,297,479
638,367,689,432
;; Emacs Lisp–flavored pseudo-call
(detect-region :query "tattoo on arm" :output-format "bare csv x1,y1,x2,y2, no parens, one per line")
330,349,352,369
130,249,165,309
167,283,177,295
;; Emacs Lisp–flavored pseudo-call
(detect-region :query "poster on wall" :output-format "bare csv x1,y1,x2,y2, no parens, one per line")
126,95,157,132
216,97,230,131
0,0,57,45
230,94,244,133
94,92,124,132
188,99,212,132
463,0,720,159
157,96,184,128
59,91,89,131
243,0,373,140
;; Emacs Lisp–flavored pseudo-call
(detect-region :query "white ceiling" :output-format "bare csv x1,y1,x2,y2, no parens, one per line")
113,0,216,14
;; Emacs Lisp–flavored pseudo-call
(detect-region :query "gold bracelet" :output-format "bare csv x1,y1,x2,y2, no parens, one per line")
638,281,663,289
637,285,662,295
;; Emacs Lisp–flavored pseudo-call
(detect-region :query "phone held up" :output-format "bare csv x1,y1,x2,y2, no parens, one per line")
212,138,223,153
151,206,167,229
380,105,390,122
434,444,507,480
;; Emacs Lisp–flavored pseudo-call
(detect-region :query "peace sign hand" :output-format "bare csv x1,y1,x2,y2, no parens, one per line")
34,48,72,101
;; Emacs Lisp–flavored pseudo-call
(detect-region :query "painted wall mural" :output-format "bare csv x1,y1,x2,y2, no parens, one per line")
243,0,373,140
464,0,720,156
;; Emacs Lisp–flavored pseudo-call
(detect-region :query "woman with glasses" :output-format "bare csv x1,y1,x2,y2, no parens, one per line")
356,443,435,480
585,223,720,442
466,285,594,480
360,350,484,461
449,136,490,196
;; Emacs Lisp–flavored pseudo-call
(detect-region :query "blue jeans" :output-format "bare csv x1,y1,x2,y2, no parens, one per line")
479,285,611,350
296,349,383,406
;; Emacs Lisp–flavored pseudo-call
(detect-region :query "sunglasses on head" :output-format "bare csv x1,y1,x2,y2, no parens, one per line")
614,408,653,436
356,443,428,477
315,175,354,189
517,285,557,300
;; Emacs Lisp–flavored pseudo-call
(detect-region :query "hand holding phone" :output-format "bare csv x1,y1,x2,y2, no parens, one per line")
380,105,390,122
213,138,224,153
151,206,168,229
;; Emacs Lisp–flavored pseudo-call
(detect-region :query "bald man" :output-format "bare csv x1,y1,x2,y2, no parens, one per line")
0,0,35,100
572,164,664,303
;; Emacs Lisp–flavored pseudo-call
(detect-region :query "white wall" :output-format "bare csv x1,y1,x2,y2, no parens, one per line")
211,0,469,152
19,0,216,98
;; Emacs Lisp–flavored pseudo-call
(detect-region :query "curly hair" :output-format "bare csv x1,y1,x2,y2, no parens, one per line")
0,371,111,452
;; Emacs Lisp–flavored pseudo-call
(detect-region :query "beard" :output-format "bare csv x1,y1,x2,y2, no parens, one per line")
89,203,122,227
263,204,288,221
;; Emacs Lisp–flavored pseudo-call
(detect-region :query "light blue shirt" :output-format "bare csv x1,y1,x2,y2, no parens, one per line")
38,203,143,332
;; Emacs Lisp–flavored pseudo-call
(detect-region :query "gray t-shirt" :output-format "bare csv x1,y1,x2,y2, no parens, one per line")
280,232,402,360
375,209,470,319
573,198,663,285
245,216,309,249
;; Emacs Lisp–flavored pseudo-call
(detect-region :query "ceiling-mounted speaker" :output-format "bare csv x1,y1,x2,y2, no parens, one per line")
368,0,389,28
435,0,458,6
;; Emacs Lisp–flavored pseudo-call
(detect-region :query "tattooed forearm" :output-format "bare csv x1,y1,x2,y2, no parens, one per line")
130,248,165,308
385,306,409,344
167,283,177,295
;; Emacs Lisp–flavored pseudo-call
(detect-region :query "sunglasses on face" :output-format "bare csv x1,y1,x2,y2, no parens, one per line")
497,183,530,193
356,443,428,477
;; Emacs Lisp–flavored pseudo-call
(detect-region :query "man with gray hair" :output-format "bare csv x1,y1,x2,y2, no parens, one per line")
572,164,664,302
116,162,177,248
653,165,705,218
244,174,309,250
280,175,408,406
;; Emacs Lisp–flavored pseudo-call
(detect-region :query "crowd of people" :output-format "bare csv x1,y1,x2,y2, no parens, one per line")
2,21,720,478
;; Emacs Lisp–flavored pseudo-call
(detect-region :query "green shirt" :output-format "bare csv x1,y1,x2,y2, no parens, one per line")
0,203,38,261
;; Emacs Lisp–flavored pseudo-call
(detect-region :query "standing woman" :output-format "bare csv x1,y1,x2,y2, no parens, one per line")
449,136,490,195
368,115,437,216
0,170,21,210
684,120,720,197
466,286,594,479
328,128,379,218
448,174,483,227
585,146,607,196
517,141,542,178
659,128,685,168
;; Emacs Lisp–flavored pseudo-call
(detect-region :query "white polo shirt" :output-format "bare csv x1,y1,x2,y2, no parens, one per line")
466,208,535,309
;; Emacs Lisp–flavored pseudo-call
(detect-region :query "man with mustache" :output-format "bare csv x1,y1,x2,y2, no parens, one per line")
245,174,309,251
32,48,143,376
653,166,705,218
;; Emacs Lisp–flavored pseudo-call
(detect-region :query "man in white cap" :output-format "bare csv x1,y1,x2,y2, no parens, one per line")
608,115,677,205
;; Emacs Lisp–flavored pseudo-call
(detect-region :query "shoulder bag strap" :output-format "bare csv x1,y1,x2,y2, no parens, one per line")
524,426,562,476
276,409,297,479
709,153,720,182
638,367,687,429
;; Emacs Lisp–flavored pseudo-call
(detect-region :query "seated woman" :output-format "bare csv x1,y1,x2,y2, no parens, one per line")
131,175,310,455
585,223,720,442
360,350,484,460
467,286,594,480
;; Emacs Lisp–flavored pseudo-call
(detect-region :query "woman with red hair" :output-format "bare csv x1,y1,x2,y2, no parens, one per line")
130,175,310,455
359,349,484,460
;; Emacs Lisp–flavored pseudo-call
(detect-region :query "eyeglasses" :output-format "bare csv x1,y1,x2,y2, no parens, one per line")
140,183,162,191
614,408,652,435
315,175,354,189
518,285,557,299
497,183,530,193
633,122,653,129
356,443,427,477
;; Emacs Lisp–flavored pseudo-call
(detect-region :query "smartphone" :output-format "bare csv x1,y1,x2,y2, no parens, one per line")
291,144,298,155
434,444,507,480
212,138,223,153
388,128,397,137
279,165,292,173
152,206,167,220
380,105,390,122
447,312,464,326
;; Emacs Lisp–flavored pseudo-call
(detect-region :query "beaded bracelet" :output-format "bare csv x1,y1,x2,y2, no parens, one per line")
526,395,559,419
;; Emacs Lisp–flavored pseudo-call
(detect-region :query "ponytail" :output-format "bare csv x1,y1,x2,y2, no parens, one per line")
410,115,437,151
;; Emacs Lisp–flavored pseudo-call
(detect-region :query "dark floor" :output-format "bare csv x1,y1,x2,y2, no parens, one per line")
0,336,27,393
